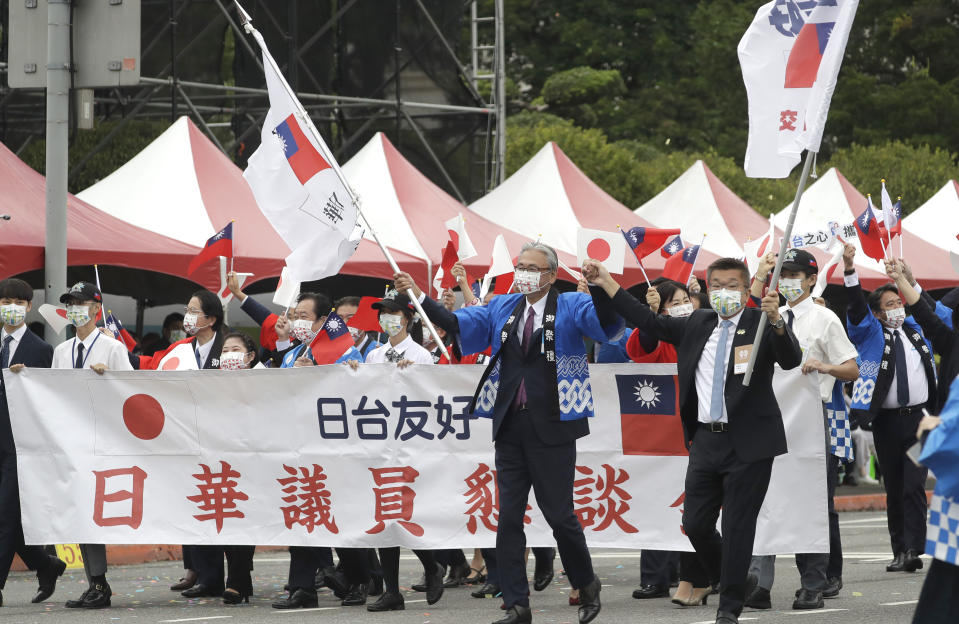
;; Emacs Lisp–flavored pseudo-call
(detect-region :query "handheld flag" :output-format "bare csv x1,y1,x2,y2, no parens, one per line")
662,245,701,284
273,266,301,309
105,311,138,352
445,214,478,260
743,216,777,277
880,179,901,238
813,244,843,297
38,303,71,335
854,199,886,262
621,227,681,262
480,234,515,299
434,240,463,293
188,222,233,275
309,311,355,364
739,0,860,177
346,296,382,333
577,228,626,275
660,235,684,259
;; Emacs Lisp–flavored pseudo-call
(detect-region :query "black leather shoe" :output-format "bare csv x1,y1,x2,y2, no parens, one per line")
632,583,669,599
471,582,501,598
793,588,823,609
904,550,923,572
367,573,384,597
716,611,739,624
170,570,197,591
341,583,368,606
823,576,842,597
367,591,404,612
578,576,601,624
444,561,472,588
533,547,556,591
886,552,906,571
181,584,224,598
425,562,445,605
744,587,771,610
324,568,349,598
32,556,66,603
81,583,112,608
66,589,92,608
493,605,532,624
272,588,318,609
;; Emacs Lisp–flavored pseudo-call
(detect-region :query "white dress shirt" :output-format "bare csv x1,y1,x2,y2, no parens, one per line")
695,309,744,424
519,296,548,335
882,326,929,409
195,335,215,368
780,297,859,401
365,335,434,365
52,330,134,371
1,324,28,364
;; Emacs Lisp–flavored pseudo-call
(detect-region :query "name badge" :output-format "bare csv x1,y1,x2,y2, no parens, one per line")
733,345,753,375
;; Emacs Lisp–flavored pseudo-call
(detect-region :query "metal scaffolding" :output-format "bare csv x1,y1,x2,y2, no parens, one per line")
0,0,506,202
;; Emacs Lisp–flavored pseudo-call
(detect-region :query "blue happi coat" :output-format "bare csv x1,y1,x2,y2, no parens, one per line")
922,375,959,565
454,291,624,421
281,343,363,368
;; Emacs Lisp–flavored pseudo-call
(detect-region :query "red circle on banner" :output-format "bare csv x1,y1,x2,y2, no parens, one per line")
122,394,165,440
161,357,180,371
586,238,611,261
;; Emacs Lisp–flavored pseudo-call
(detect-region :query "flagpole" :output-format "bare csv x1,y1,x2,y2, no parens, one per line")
235,2,450,362
688,233,707,278
616,226,651,287
742,150,816,386
93,264,104,327
230,219,236,274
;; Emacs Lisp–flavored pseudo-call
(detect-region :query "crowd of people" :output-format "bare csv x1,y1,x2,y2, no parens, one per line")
0,239,957,624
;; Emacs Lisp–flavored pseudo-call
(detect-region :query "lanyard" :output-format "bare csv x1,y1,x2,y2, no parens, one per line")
72,331,102,370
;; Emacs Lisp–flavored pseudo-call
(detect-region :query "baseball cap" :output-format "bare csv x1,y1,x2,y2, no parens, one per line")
59,281,103,304
781,248,818,274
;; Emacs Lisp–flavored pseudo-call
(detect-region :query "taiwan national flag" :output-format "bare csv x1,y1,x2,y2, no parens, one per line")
274,113,332,184
309,311,354,364
615,374,687,456
105,311,137,352
622,227,681,261
187,222,233,275
660,235,684,259
854,201,886,262
662,245,700,284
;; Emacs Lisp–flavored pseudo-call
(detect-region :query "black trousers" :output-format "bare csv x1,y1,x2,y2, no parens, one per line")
378,548,435,594
0,451,52,588
494,409,593,608
682,428,773,617
912,559,959,624
287,546,334,591
191,545,255,591
679,550,713,588
336,548,371,587
483,546,554,586
640,550,679,587
434,548,467,569
872,408,928,554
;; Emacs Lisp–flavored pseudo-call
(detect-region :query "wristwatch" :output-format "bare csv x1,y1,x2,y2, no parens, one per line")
770,316,785,330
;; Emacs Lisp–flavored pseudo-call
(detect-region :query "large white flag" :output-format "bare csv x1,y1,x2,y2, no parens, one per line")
240,5,364,282
739,0,859,178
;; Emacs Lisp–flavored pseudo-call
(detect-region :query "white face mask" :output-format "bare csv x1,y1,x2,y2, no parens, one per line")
513,269,542,295
291,319,316,343
778,277,806,303
66,304,91,327
169,329,187,342
379,313,404,337
668,303,694,318
219,351,249,370
884,307,906,329
182,312,201,335
709,288,744,318
0,303,27,327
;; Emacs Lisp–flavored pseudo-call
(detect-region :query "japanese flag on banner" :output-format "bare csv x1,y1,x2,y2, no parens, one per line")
577,228,625,275
89,378,200,456
38,303,71,335
241,8,364,283
272,266,300,308
445,214,478,260
156,342,200,372
739,0,860,178
744,216,777,277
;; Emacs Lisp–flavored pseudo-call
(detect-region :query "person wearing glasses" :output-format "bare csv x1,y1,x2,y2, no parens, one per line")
394,241,623,624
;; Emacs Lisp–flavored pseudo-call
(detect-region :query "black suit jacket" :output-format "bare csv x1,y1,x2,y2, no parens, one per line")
611,290,803,463
0,328,54,453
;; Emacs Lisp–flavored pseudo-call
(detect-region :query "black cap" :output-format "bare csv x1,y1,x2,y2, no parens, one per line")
59,281,102,304
371,289,414,313
781,248,818,274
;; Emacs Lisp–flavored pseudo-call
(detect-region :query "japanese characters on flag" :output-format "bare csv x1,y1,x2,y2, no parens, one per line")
272,266,300,308
739,0,860,178
577,228,625,275
7,364,825,553
241,12,363,283
445,214,478,261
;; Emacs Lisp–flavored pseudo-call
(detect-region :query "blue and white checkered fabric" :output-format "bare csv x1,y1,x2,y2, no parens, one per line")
828,409,854,461
926,493,959,565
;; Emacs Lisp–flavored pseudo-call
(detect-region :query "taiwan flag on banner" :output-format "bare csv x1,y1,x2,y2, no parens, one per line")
662,245,700,284
660,235,684,259
615,374,687,456
275,113,332,184
309,311,354,364
622,227,681,261
187,222,233,275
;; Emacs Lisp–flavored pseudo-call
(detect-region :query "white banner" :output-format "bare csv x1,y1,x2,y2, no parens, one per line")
6,364,827,554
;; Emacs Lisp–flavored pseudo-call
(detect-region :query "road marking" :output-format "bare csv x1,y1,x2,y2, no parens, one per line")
690,619,758,624
782,608,848,615
840,517,890,525
159,617,234,623
274,607,341,614
881,600,918,606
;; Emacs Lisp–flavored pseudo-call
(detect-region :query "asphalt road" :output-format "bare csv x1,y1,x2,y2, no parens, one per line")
0,512,927,624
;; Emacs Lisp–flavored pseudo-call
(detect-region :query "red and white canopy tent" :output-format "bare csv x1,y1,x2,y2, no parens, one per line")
902,180,959,263
0,139,208,304
76,117,425,292
772,168,953,290
468,143,718,287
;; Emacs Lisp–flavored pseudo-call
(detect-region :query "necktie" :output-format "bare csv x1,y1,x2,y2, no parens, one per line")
75,342,85,369
709,320,734,422
893,331,910,407
0,335,13,369
514,308,536,408
785,309,794,329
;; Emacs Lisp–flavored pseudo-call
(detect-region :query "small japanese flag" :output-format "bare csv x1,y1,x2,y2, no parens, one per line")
445,214,478,260
577,228,625,275
743,216,777,277
218,257,253,305
38,303,72,335
157,343,200,372
480,234,514,299
272,265,301,308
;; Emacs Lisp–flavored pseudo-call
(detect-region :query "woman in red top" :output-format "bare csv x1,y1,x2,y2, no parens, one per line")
626,279,716,608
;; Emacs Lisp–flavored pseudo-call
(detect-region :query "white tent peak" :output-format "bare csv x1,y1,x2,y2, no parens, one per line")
902,179,959,255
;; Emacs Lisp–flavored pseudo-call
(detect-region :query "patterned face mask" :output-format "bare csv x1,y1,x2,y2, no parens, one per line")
778,277,805,303
291,319,316,343
884,307,906,329
513,269,542,295
0,304,26,327
709,288,744,318
219,352,248,370
379,314,404,337
66,304,91,327
668,303,694,318
182,312,200,335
